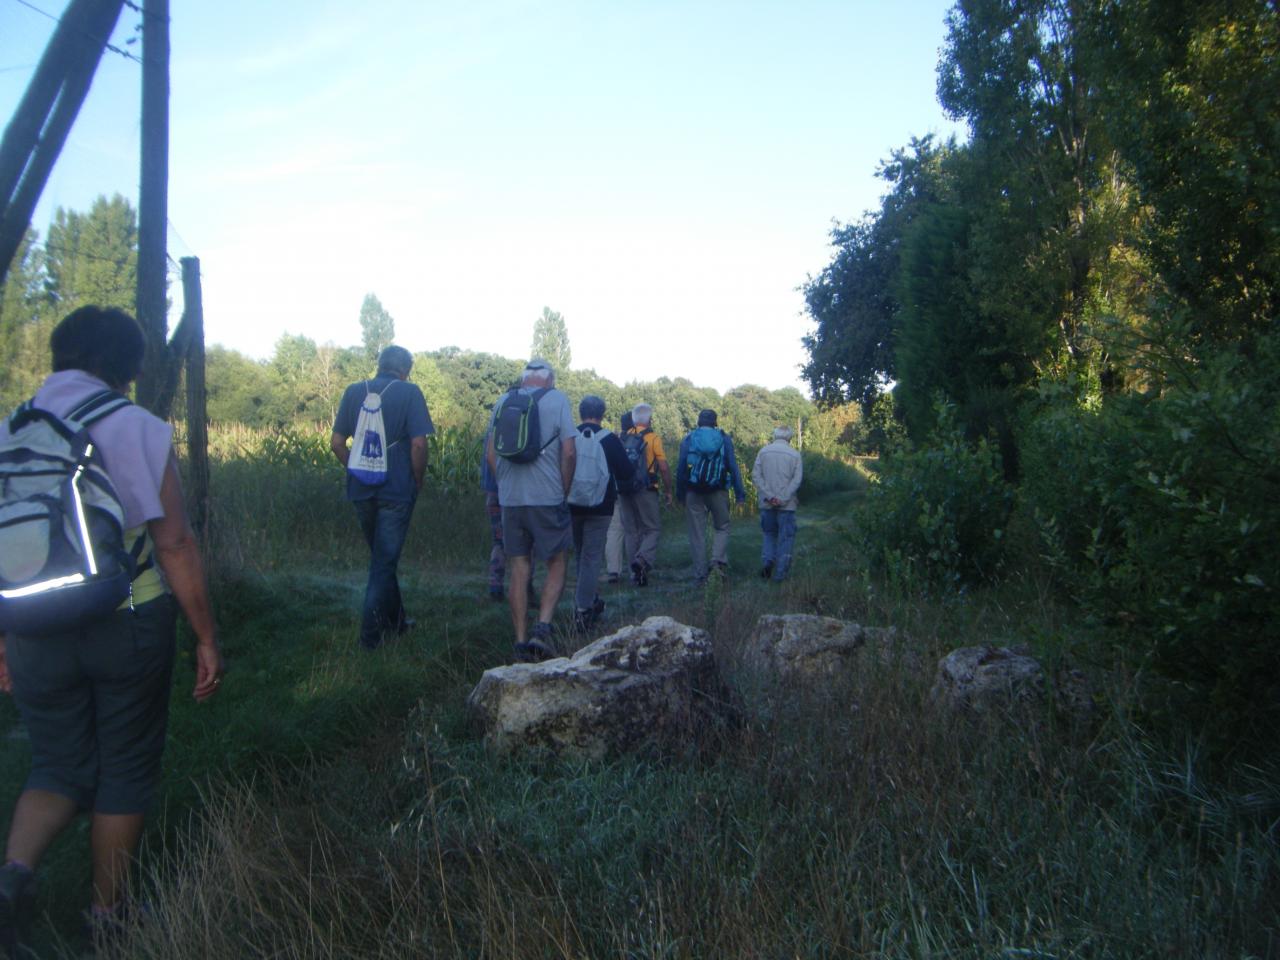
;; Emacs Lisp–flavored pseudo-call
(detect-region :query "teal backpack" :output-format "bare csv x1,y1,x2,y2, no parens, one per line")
685,426,727,492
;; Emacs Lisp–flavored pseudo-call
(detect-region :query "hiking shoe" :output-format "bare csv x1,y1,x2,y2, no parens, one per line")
522,622,558,661
711,562,728,580
630,559,649,586
572,610,591,635
760,563,774,580
606,572,619,585
590,596,606,619
0,862,36,959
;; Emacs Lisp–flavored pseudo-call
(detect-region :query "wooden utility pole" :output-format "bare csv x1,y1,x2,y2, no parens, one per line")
0,0,126,286
133,0,172,414
181,256,209,538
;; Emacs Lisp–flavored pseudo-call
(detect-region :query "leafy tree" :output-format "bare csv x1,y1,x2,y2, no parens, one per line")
721,384,782,446
429,347,523,429
0,229,53,408
410,353,462,429
43,194,139,311
801,137,953,408
359,293,395,364
1088,0,1280,344
205,346,277,425
530,306,571,372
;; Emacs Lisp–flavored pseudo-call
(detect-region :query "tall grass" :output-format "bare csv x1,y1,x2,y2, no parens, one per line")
7,431,1274,957
175,422,489,574
121,574,1279,958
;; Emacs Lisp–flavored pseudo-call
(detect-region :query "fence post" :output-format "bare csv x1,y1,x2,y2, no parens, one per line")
181,257,210,540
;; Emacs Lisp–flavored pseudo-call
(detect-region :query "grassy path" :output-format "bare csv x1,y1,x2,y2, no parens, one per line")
0,491,862,953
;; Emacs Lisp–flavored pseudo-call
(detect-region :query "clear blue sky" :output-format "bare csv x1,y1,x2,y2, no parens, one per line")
1,0,964,394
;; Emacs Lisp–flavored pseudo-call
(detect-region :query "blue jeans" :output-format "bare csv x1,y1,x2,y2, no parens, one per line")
353,497,414,649
760,508,796,580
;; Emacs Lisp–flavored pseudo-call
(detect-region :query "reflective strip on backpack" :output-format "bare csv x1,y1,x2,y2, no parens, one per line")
1,572,87,599
70,454,99,576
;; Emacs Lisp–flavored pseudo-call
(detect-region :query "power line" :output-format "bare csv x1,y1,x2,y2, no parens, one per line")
9,0,145,66
121,0,169,24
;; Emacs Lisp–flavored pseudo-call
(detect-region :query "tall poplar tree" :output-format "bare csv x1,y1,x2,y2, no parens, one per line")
530,306,571,372
359,293,395,365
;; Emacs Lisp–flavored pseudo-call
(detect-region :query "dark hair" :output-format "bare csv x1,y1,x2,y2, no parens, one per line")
697,408,718,427
377,345,413,378
579,394,606,421
50,306,146,388
620,410,634,432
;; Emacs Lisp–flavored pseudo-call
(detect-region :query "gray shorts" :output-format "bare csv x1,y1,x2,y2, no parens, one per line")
8,595,177,814
502,503,572,561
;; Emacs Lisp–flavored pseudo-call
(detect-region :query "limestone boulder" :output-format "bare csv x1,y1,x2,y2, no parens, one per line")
466,616,726,759
931,645,1094,721
745,614,897,683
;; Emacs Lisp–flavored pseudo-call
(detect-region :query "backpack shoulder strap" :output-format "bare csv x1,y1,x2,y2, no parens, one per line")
68,390,132,426
6,399,37,433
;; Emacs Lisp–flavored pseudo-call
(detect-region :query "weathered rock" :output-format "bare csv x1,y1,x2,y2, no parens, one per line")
931,645,1093,721
466,616,726,759
930,645,1046,713
745,614,897,683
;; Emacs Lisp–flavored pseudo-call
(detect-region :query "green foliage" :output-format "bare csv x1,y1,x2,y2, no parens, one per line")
43,193,138,312
854,403,1013,586
428,347,523,430
0,230,53,409
801,137,952,407
1020,333,1280,741
358,292,395,364
197,423,486,573
530,305,571,372
0,197,141,408
205,346,277,425
1090,0,1280,340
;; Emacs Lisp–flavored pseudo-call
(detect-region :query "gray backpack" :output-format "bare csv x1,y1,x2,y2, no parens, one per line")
0,391,142,635
567,427,612,507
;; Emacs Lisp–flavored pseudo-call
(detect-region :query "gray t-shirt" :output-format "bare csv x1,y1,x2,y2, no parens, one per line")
491,387,576,507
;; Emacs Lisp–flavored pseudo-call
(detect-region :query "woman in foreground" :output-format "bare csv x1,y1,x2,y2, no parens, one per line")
0,305,224,955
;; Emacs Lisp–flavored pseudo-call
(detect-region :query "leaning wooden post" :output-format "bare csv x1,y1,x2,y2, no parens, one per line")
180,257,210,540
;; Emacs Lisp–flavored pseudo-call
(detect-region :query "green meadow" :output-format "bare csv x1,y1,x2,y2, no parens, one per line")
2,426,1275,958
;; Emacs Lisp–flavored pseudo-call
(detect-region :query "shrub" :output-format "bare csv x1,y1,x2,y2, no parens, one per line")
1019,334,1280,744
853,402,1012,586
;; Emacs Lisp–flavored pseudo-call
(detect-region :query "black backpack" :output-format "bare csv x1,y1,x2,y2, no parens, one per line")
618,428,652,494
492,387,552,463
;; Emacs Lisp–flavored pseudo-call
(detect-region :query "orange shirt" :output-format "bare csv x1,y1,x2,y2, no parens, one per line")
628,426,667,487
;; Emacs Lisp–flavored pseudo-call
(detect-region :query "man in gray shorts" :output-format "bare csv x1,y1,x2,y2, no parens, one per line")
486,359,577,661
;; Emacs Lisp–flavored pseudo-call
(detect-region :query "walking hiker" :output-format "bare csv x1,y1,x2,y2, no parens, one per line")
752,425,804,581
331,345,435,650
486,359,577,661
567,396,632,633
675,409,747,583
481,397,538,604
480,430,506,600
617,403,673,586
0,307,224,954
603,410,634,584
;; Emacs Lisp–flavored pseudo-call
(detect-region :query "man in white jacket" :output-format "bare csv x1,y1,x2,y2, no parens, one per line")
751,425,803,581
